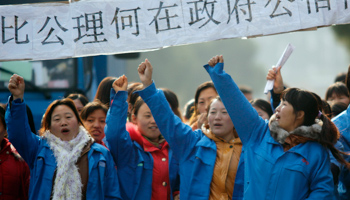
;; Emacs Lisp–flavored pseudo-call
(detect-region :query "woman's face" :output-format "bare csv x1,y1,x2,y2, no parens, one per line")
253,106,270,120
274,100,300,132
50,105,80,141
73,99,84,114
84,109,106,143
327,93,350,106
134,103,161,142
197,87,217,114
208,99,234,142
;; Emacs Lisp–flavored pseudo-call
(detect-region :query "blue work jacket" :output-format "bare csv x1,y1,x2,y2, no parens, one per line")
205,62,335,200
333,106,350,200
105,90,179,200
333,106,350,151
136,83,244,200
271,88,342,199
6,98,121,200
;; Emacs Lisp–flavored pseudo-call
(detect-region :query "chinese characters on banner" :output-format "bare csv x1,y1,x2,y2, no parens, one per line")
0,0,349,61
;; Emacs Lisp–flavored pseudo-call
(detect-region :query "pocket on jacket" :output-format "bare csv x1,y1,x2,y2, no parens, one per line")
35,156,55,180
192,147,215,166
187,148,215,197
283,164,308,180
253,147,276,164
275,164,310,199
143,161,153,169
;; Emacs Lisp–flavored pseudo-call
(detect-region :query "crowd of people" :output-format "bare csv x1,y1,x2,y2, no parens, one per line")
2,55,350,200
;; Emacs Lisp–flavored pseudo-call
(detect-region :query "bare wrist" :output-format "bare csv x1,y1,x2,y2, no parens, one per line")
273,86,284,94
13,95,23,101
142,81,152,89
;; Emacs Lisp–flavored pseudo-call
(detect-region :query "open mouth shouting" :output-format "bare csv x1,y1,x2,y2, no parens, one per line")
61,128,70,135
213,123,223,128
275,114,281,121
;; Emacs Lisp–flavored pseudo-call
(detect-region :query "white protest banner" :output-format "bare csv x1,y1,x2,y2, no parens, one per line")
0,0,349,61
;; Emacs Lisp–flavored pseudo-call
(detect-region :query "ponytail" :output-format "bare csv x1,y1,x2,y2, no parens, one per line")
319,114,350,169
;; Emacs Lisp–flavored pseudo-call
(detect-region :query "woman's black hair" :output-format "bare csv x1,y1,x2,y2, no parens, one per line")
331,102,348,118
127,82,142,103
26,105,37,134
321,100,332,119
133,97,145,117
80,100,108,121
67,93,89,107
0,106,5,131
127,83,143,120
161,88,183,121
325,82,350,101
250,99,273,118
335,72,346,83
94,77,117,108
183,99,195,120
0,103,36,134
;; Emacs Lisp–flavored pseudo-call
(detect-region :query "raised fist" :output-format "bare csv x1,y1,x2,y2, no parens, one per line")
8,74,25,100
112,75,128,93
137,59,153,88
208,55,224,67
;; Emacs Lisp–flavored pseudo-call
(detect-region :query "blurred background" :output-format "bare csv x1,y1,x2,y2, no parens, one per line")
124,25,350,110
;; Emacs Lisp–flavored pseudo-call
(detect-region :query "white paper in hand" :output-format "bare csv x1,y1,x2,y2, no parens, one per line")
264,44,295,94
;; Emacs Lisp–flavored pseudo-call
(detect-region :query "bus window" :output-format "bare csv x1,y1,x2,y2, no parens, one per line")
0,58,77,91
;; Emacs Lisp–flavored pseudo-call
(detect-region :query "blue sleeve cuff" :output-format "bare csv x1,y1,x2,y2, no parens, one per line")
110,88,116,102
13,98,24,104
135,81,157,101
110,89,127,105
270,88,283,108
204,63,224,74
8,95,26,109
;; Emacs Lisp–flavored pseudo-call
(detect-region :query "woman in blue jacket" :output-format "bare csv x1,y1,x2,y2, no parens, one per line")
105,74,180,200
134,59,244,200
204,55,350,200
267,63,345,199
6,74,121,200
